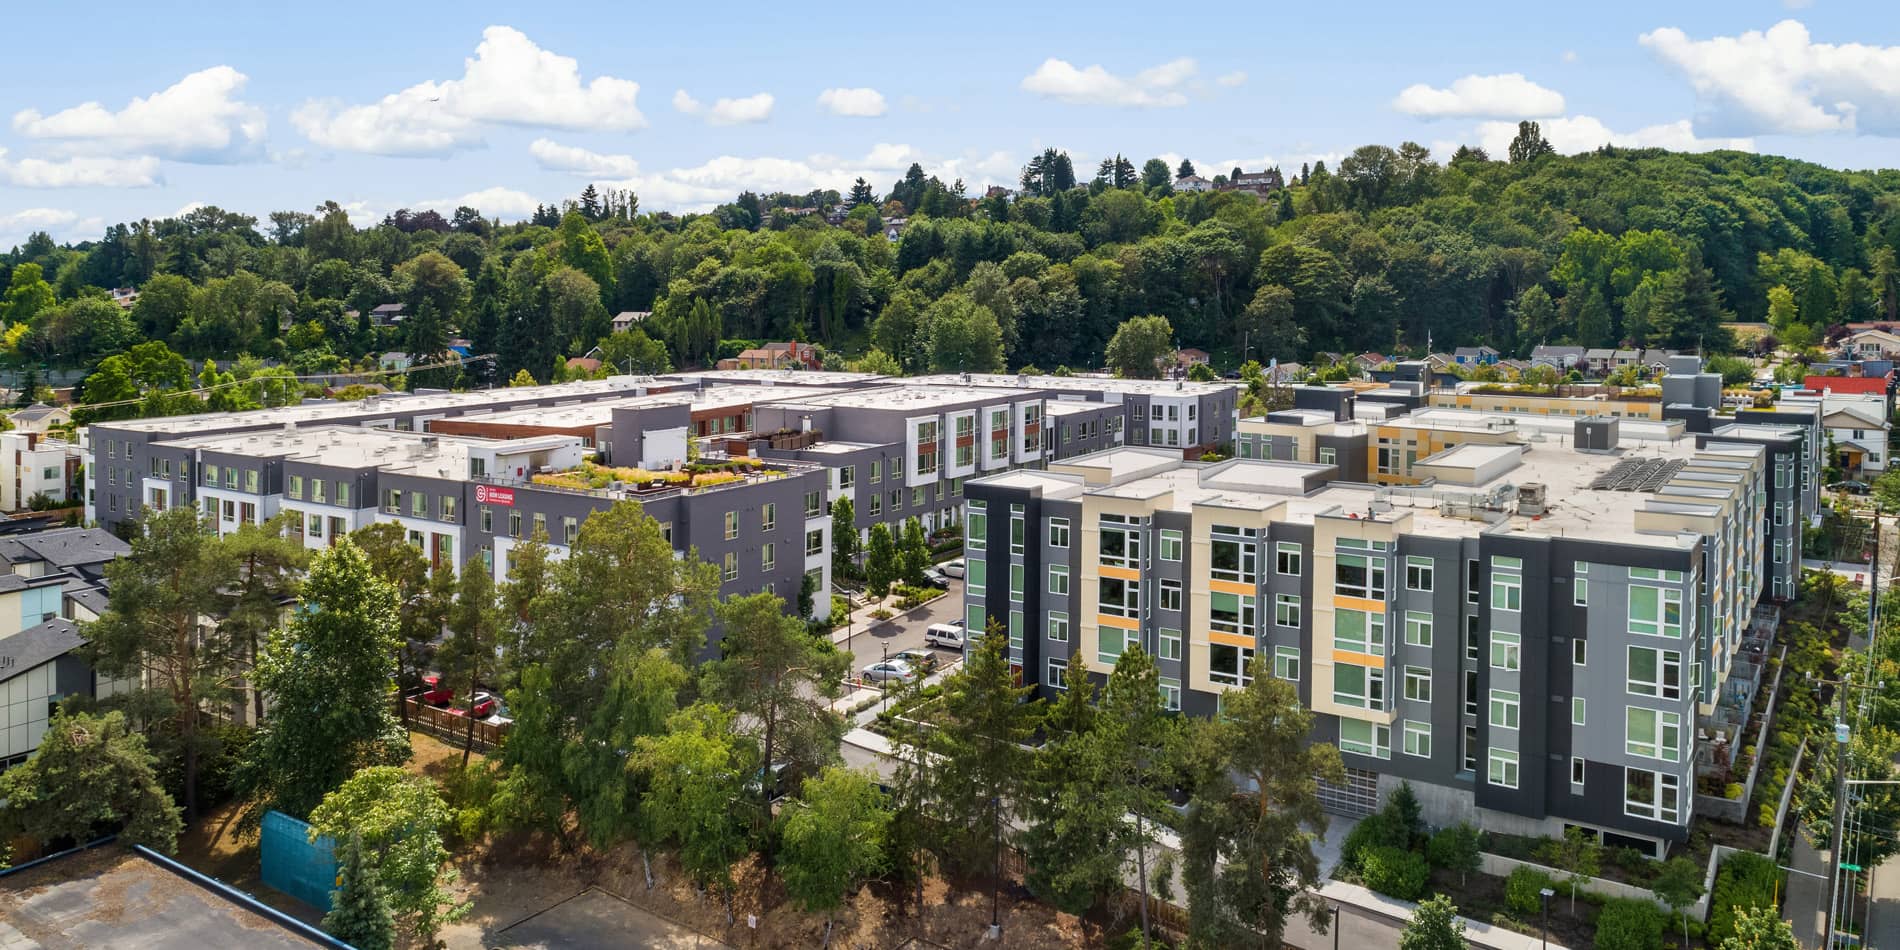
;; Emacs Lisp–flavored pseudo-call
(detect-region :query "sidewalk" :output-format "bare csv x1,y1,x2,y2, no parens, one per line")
1789,834,1829,947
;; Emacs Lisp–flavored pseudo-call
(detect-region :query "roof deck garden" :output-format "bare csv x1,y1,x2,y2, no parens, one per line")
528,456,789,496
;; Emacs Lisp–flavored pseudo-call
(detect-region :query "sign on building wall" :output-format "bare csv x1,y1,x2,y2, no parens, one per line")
474,484,514,506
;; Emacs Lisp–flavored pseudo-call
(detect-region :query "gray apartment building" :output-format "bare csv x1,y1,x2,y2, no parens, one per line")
964,379,1809,855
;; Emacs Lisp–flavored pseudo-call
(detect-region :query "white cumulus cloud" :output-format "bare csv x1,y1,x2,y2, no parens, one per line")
12,66,266,162
1640,20,1900,135
1393,73,1566,118
707,93,774,125
530,138,641,178
673,90,702,114
1475,116,1754,155
818,87,887,117
1020,57,1200,108
0,148,161,187
0,208,103,248
294,26,644,156
413,186,542,220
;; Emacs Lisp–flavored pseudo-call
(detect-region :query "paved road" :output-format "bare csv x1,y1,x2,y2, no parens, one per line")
838,579,966,674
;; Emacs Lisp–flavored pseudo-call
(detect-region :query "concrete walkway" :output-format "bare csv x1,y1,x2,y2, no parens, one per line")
1788,835,1830,948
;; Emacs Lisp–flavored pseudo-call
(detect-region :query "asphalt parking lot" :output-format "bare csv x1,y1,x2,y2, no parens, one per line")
838,577,966,674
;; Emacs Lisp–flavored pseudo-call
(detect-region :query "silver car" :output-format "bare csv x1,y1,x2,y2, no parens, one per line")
862,660,918,684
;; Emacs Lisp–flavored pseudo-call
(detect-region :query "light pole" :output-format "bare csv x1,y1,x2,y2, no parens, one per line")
1538,887,1554,949
989,794,1003,941
1331,903,1340,950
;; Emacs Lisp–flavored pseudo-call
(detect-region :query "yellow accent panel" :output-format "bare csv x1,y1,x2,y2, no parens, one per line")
1207,578,1254,596
1332,595,1386,614
1332,649,1386,667
1098,564,1140,581
1097,614,1141,630
1209,631,1254,648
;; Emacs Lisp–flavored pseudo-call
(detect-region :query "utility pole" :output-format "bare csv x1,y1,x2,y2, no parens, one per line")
1824,674,1851,950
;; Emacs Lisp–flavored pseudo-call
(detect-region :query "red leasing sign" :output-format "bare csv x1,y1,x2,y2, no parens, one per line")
474,484,514,506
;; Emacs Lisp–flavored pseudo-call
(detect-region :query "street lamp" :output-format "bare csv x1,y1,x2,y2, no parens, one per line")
1538,887,1554,949
1331,903,1341,950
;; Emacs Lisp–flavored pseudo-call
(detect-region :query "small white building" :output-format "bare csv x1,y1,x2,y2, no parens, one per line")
7,403,71,435
1174,175,1213,193
0,431,81,511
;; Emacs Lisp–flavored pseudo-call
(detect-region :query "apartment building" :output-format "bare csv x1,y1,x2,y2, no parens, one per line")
1,431,83,512
965,399,1802,855
905,373,1239,455
0,523,136,767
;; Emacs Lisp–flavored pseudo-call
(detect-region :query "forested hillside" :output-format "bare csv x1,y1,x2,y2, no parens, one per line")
5,129,1900,417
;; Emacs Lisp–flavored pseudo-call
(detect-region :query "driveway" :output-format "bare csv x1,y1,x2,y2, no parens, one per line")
837,578,965,672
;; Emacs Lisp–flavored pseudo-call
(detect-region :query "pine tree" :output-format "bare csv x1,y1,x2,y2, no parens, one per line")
16,366,38,407
324,831,396,950
865,522,896,596
899,517,930,587
1176,158,1196,178
579,184,602,221
847,178,877,209
830,497,857,579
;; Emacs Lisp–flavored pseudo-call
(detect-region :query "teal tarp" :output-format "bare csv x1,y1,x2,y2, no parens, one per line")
259,809,337,912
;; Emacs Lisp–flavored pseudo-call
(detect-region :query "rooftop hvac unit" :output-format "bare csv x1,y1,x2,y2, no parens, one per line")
1517,483,1548,516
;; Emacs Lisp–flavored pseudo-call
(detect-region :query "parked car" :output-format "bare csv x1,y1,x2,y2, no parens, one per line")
862,660,917,684
925,621,967,649
448,691,498,718
891,649,939,674
1831,480,1872,495
938,558,966,579
418,674,453,706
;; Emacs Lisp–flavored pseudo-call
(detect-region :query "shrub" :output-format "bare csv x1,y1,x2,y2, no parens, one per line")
1340,809,1410,872
1725,782,1745,800
1594,898,1665,950
1708,852,1783,945
869,608,893,620
1504,865,1555,917
1360,845,1430,901
1426,824,1482,884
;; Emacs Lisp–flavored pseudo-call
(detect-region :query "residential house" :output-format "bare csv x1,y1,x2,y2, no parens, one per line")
1173,175,1213,193
108,287,139,309
718,341,822,371
565,357,602,375
1220,169,1284,198
369,302,407,326
1174,348,1212,371
1530,345,1587,370
1838,328,1900,360
1351,352,1389,373
379,352,413,373
1452,345,1501,366
8,403,71,435
612,311,652,333
0,524,135,767
1584,348,1618,375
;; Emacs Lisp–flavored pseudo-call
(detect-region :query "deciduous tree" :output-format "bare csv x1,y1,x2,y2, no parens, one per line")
0,711,182,852
309,766,460,940
777,767,892,947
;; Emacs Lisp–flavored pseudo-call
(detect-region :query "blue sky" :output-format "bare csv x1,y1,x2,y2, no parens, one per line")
3,0,1898,248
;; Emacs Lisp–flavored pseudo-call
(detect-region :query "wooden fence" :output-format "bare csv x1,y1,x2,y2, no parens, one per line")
400,697,509,752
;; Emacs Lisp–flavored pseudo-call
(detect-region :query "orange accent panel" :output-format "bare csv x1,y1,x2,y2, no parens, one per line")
1209,631,1255,648
1099,564,1140,581
1097,614,1141,630
1333,595,1387,614
1208,578,1254,596
1331,649,1386,667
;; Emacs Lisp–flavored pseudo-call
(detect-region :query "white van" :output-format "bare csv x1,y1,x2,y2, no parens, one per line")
924,621,966,649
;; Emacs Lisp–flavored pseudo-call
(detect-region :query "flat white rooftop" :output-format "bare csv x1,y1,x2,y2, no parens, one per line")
442,385,840,429
105,377,659,434
905,373,1236,398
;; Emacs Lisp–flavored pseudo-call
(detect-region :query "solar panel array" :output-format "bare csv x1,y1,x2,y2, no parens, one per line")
1588,457,1687,492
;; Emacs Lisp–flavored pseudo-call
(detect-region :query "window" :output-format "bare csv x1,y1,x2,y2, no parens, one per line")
1625,707,1682,761
1332,664,1383,709
1491,567,1522,612
1463,726,1478,772
1406,556,1434,592
1572,697,1586,726
1404,610,1432,647
761,503,776,531
1339,720,1391,759
1625,767,1682,823
1273,646,1301,681
868,495,882,517
1275,542,1301,576
1210,528,1259,582
1628,585,1684,638
1319,446,1338,465
1047,657,1069,690
1099,628,1139,666
839,465,855,489
245,469,260,493
1210,592,1257,636
1048,564,1070,596
1403,720,1431,758
1491,631,1521,671
1048,518,1070,548
411,492,426,517
509,510,522,538
1572,757,1587,787
1335,541,1388,598
1465,619,1479,662
481,507,493,533
1210,644,1256,686
1489,749,1520,789
1489,690,1520,730
869,460,881,483
1574,562,1590,605
1099,515,1142,569
1159,529,1183,561
1159,677,1181,712
1158,627,1181,661
1574,638,1588,666
1159,579,1182,612
1048,611,1069,642
967,502,986,549
913,487,926,508
1010,564,1025,600
1463,671,1478,715
288,475,303,500
1275,593,1301,628
762,542,776,571
1404,666,1432,703
805,491,823,518
563,516,578,545
1466,559,1480,605
307,514,323,538
1098,576,1140,617
806,529,823,556
967,558,986,595
384,488,402,513
441,496,457,523
1010,506,1025,555
1627,646,1682,700
533,512,547,539
1333,609,1385,656
335,482,349,507
723,552,738,582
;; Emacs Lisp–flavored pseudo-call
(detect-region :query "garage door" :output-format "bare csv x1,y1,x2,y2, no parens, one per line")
1316,767,1380,818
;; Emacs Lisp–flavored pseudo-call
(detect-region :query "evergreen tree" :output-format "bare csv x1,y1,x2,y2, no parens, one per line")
1021,655,1121,915
324,831,396,950
1176,158,1197,178
899,517,931,587
579,184,602,221
830,497,857,579
865,522,896,596
0,711,183,853
15,366,38,407
931,629,1039,882
847,178,877,208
